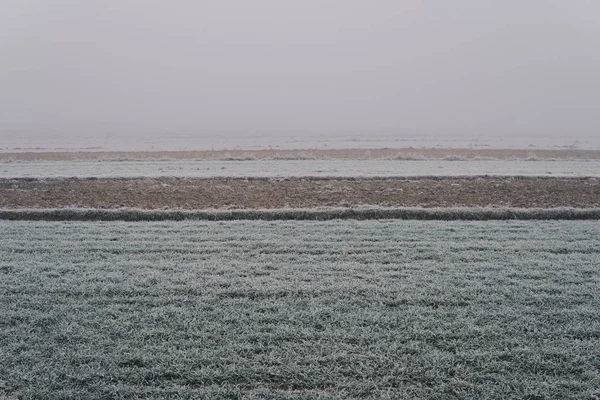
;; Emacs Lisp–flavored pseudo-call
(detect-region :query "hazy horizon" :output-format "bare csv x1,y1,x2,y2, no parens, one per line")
1,1,599,150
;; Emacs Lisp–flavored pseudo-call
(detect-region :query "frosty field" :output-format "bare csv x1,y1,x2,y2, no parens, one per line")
4,132,600,153
1,220,599,399
2,159,600,178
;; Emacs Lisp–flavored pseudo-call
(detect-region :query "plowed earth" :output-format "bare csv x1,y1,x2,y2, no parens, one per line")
1,177,598,209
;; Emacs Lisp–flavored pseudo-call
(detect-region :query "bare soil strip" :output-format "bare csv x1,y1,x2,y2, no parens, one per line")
1,177,598,210
2,148,600,162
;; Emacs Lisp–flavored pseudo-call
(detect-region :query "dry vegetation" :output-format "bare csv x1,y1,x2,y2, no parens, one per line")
1,207,600,222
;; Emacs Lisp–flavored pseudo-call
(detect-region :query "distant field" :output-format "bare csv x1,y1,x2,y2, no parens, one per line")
3,131,600,153
2,159,600,179
2,148,600,162
1,220,599,399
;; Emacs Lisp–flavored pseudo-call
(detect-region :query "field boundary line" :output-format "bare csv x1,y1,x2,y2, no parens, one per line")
1,207,599,221
2,175,599,182
2,148,600,162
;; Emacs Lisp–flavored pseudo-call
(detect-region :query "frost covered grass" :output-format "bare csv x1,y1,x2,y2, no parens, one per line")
2,159,600,178
1,220,599,399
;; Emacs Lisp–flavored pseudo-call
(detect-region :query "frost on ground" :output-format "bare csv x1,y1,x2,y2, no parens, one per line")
1,220,599,399
2,159,600,178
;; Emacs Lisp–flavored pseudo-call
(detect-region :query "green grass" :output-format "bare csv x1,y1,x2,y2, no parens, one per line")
1,220,599,399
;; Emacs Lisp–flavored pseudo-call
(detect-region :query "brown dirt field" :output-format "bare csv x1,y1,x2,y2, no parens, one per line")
1,177,598,210
1,148,600,162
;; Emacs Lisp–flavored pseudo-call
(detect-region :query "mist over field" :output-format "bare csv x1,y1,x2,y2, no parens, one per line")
1,1,599,151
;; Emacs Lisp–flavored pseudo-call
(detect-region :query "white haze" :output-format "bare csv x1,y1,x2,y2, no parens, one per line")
1,0,599,151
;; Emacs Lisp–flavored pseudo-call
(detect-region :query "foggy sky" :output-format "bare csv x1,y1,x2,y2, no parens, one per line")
1,0,599,139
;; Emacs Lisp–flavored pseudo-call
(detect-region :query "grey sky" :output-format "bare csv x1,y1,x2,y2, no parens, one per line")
1,0,599,140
